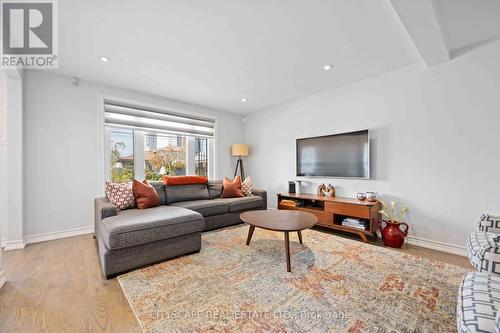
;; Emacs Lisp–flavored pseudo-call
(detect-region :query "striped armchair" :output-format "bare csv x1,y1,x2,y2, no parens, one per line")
467,215,500,275
457,215,500,333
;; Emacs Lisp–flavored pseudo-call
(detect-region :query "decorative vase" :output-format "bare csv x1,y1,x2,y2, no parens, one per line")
366,192,378,202
295,180,303,194
379,220,409,248
356,192,366,200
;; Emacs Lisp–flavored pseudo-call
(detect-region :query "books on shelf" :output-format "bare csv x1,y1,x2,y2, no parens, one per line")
341,218,366,230
280,199,303,207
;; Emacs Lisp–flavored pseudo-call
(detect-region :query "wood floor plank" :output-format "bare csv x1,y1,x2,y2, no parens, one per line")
0,230,470,332
0,235,140,333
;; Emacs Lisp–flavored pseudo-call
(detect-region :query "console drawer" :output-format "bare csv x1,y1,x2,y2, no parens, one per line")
325,202,370,219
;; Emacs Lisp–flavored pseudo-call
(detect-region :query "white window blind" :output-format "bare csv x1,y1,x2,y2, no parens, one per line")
104,98,215,137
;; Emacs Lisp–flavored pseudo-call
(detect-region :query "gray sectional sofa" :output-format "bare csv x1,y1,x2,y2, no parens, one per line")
94,180,267,278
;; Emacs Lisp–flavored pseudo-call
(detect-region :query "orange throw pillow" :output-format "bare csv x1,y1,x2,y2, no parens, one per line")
162,175,208,186
133,179,160,209
220,176,245,198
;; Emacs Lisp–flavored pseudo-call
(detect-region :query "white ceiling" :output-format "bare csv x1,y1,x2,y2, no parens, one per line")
434,0,500,53
54,0,420,114
52,0,500,114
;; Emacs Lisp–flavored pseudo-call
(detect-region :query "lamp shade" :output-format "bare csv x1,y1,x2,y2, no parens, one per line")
231,144,249,157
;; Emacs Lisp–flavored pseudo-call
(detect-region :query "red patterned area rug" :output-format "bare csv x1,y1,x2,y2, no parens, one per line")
118,225,469,333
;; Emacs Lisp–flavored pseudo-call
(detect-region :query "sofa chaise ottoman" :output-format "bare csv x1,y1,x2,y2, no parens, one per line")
94,180,267,278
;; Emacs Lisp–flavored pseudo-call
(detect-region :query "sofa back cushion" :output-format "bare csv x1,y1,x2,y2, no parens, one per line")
149,181,167,205
207,180,223,199
162,175,208,186
166,184,209,204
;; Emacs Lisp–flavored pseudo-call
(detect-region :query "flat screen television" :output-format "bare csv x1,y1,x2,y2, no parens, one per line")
296,129,370,178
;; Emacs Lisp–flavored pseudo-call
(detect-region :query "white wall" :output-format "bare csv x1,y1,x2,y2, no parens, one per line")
0,71,7,243
0,71,6,286
244,40,500,249
0,70,24,249
7,72,23,243
23,71,243,237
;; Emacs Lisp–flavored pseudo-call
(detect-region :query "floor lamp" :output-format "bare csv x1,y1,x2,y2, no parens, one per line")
232,144,249,180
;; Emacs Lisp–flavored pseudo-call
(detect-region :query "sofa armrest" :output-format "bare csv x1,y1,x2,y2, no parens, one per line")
95,197,117,222
478,214,500,234
253,189,267,210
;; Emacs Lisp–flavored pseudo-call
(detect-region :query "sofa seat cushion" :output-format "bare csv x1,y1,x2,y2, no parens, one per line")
99,206,204,250
457,272,500,333
467,232,500,275
171,200,229,217
214,196,264,213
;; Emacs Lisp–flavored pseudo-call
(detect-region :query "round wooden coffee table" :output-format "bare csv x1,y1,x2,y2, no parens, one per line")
240,210,318,272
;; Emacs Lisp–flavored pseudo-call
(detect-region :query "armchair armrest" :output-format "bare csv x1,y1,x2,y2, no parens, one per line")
253,189,267,210
478,214,500,234
467,231,500,275
94,197,117,222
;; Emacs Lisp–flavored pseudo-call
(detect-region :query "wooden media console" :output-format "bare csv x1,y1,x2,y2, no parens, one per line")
277,193,381,243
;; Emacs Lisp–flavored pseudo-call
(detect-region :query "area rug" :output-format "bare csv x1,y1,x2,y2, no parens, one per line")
118,225,470,333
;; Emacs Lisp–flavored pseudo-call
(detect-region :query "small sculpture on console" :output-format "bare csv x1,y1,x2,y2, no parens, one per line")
316,184,327,196
322,184,336,197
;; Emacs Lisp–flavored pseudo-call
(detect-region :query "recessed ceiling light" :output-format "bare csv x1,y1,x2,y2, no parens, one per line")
241,98,248,103
100,56,110,62
323,64,334,71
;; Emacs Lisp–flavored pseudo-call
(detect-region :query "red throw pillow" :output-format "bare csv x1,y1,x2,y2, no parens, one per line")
162,175,208,186
133,179,160,209
221,176,245,198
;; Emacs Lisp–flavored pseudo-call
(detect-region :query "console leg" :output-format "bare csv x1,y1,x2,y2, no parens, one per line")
358,231,368,243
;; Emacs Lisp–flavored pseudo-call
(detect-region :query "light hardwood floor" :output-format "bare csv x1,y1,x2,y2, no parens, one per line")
0,229,470,333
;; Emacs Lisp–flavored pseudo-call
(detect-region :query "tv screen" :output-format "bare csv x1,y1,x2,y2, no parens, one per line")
296,130,370,178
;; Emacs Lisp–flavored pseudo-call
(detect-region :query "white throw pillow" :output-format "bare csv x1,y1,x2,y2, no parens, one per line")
105,181,136,210
241,177,252,196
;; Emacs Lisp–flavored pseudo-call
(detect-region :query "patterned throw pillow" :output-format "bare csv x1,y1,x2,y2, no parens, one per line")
105,181,135,210
242,176,252,196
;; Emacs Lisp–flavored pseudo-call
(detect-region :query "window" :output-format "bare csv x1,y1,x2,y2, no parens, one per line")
110,128,134,182
104,98,215,182
144,134,187,180
195,137,208,177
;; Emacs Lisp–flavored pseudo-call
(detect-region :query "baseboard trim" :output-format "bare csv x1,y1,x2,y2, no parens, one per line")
406,235,466,257
3,238,26,251
25,226,95,245
0,270,5,289
271,205,467,257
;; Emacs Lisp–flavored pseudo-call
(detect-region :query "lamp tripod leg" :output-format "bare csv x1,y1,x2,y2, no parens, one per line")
240,158,245,180
233,159,240,179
